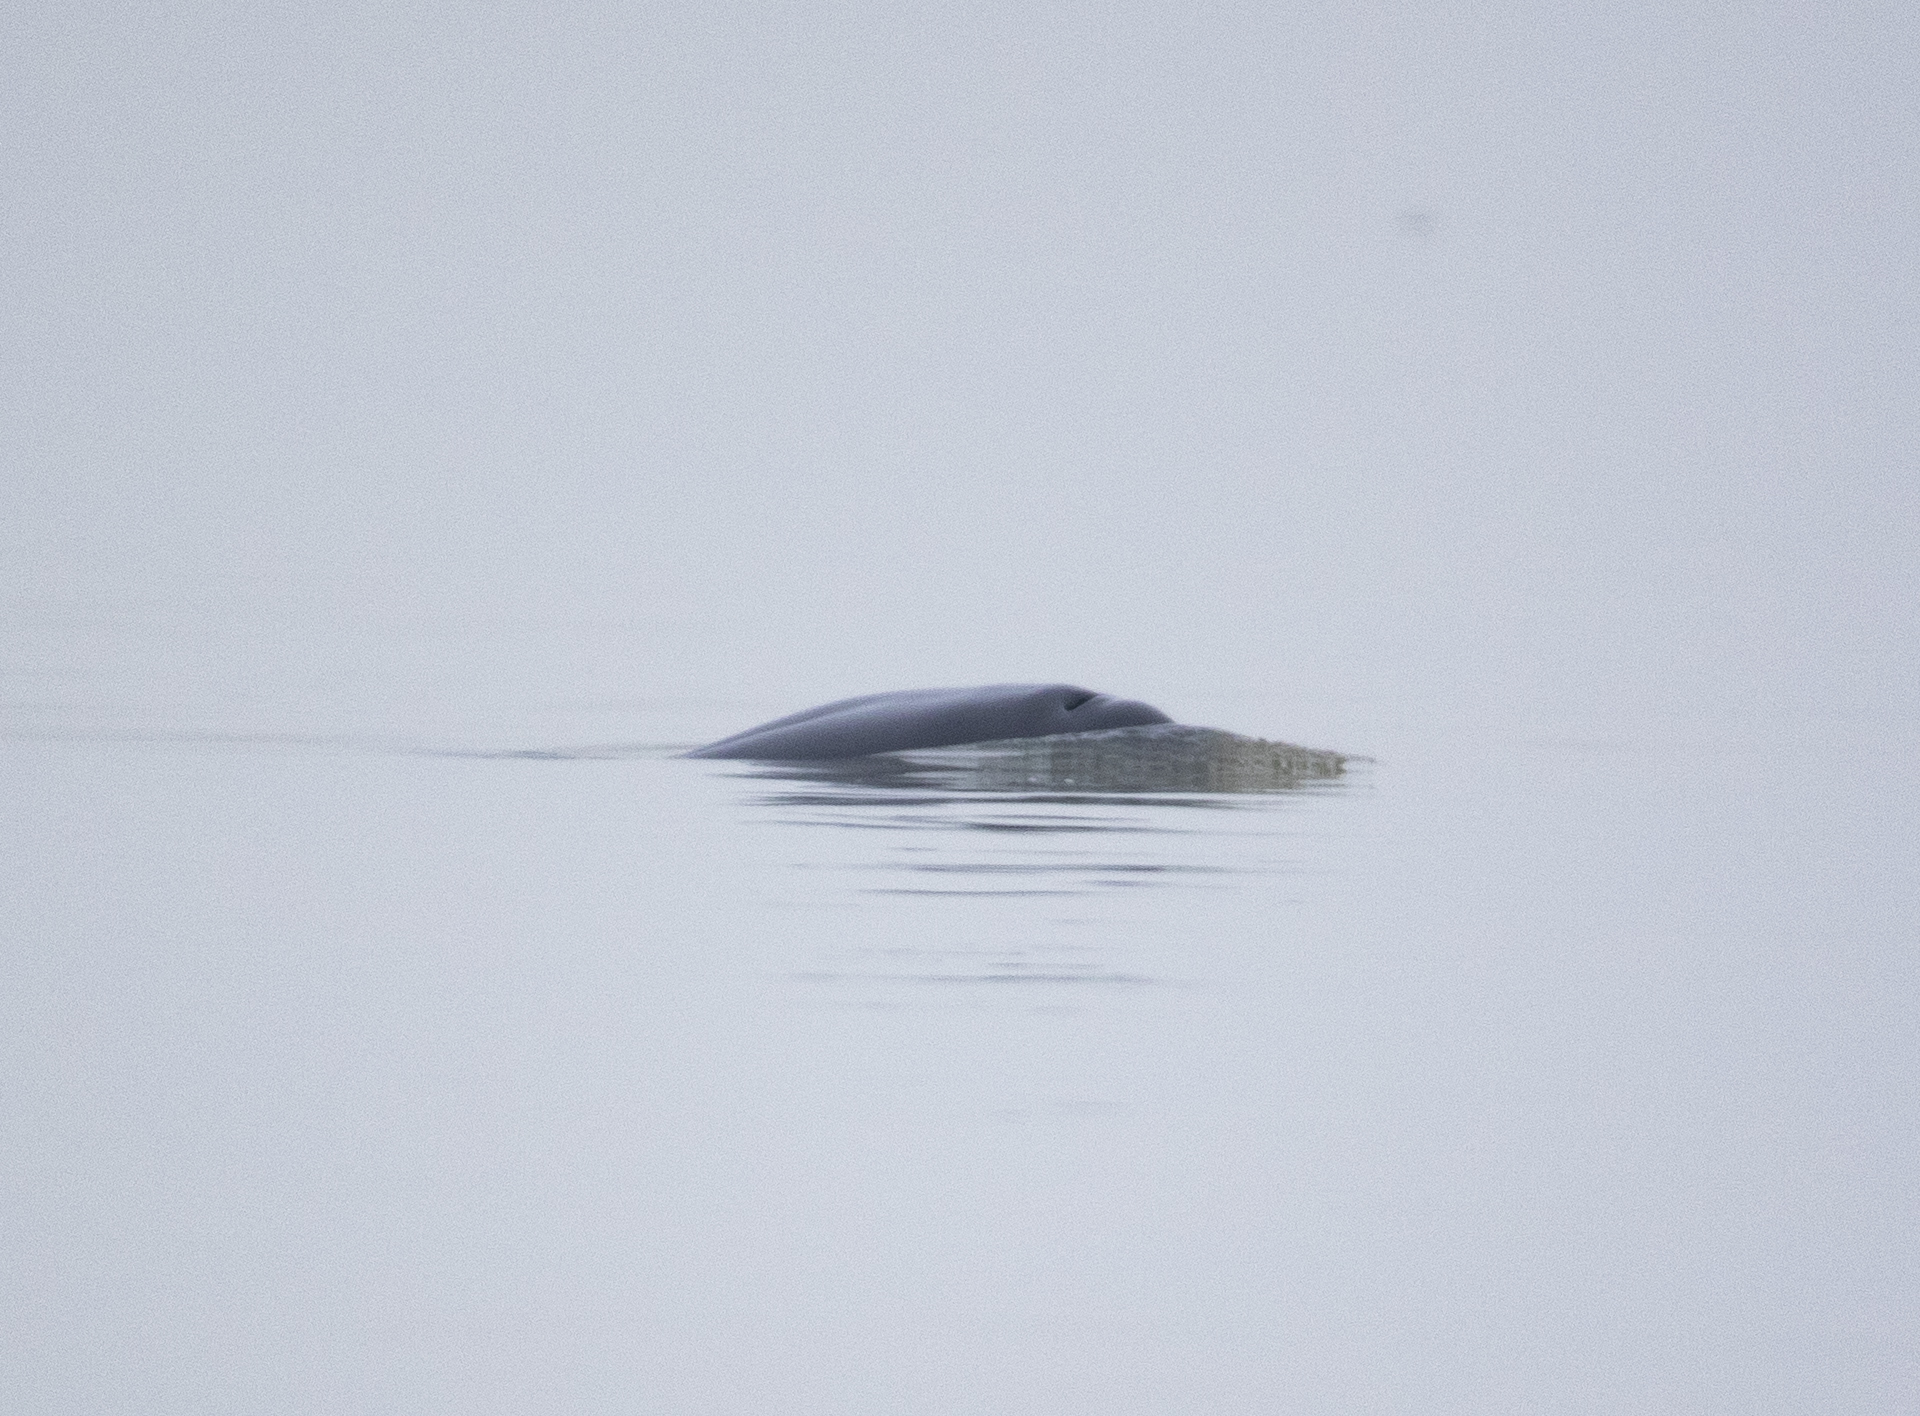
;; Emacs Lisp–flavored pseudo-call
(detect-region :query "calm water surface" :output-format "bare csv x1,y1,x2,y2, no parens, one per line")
4,702,1914,1414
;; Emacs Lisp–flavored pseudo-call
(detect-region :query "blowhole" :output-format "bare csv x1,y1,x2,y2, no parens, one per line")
1060,691,1097,711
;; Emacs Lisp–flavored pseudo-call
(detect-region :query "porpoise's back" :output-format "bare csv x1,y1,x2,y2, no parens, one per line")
683,683,1172,760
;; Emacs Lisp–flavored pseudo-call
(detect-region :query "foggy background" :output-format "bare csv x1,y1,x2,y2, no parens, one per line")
6,0,1913,744
5,5,1918,1415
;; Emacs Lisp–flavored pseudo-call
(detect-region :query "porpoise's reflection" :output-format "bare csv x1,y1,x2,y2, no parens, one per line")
729,724,1344,800
700,726,1357,993
714,725,1351,897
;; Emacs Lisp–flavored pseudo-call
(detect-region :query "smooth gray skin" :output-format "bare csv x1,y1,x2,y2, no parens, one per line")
684,684,1174,760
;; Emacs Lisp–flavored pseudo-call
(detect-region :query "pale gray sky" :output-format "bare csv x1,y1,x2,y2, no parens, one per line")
5,1,1914,741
